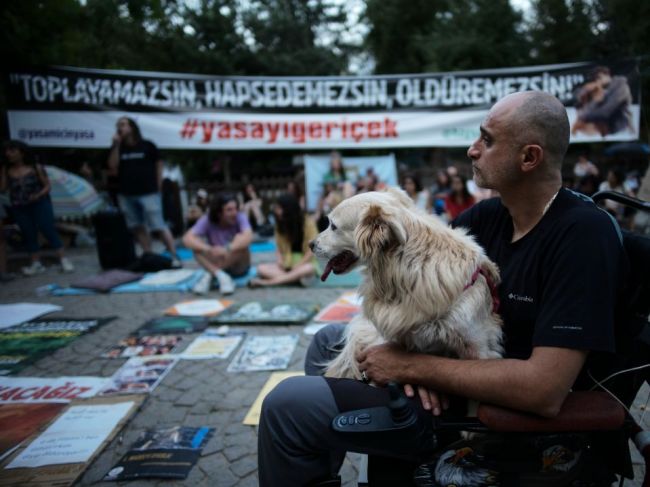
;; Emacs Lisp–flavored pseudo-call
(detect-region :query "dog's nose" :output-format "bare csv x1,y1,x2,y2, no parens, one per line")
309,240,315,251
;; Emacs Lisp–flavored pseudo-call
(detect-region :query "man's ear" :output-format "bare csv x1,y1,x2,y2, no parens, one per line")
521,144,543,172
354,204,406,258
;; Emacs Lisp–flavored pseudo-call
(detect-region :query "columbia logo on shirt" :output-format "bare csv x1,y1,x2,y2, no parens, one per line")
121,152,145,160
508,293,534,303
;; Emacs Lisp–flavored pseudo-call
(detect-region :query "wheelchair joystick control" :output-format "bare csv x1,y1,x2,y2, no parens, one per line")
331,383,420,433
388,382,415,425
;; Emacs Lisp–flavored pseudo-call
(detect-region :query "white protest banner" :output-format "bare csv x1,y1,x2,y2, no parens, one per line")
6,61,641,149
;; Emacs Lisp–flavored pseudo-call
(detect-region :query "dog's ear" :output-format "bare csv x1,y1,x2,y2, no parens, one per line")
355,204,407,258
384,187,414,209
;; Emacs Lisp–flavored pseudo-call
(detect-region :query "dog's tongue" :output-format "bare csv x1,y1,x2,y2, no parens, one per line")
320,261,333,281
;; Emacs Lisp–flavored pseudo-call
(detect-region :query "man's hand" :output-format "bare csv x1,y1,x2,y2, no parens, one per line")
403,384,449,416
355,343,411,386
208,246,227,259
112,133,122,146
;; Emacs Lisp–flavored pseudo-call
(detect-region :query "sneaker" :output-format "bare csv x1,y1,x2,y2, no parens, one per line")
192,272,212,295
60,257,74,273
22,261,46,276
215,270,235,295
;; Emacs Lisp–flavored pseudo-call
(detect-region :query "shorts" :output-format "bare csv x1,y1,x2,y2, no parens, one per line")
118,193,167,231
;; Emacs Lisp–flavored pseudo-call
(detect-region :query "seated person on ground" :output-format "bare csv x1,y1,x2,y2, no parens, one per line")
181,192,253,295
249,193,319,288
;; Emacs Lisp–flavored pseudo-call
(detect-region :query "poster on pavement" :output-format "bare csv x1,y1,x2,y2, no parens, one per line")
98,356,177,396
0,395,145,487
180,332,244,360
0,376,109,404
227,335,299,372
102,335,182,359
6,402,136,468
104,426,214,480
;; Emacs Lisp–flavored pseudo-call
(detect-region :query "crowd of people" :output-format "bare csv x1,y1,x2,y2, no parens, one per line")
567,152,642,226
0,115,645,290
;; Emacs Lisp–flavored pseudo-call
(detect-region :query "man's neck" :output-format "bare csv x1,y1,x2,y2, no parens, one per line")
123,136,136,147
500,176,562,243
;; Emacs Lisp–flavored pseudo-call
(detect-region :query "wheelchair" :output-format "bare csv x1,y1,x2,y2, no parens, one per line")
328,191,650,487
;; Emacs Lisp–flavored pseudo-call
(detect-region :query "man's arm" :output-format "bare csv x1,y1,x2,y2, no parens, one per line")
182,228,212,254
229,228,253,252
357,344,586,418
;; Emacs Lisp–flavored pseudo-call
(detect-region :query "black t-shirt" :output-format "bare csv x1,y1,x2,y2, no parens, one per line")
117,140,160,196
453,188,625,362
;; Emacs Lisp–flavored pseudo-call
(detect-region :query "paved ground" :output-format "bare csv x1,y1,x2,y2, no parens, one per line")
0,245,647,486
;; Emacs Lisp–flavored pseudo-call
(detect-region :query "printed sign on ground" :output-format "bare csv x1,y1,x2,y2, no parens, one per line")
104,426,214,480
0,376,109,404
99,356,177,396
102,335,182,359
180,332,244,360
227,335,299,372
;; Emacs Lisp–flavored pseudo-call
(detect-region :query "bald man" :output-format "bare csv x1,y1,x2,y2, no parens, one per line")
257,92,626,486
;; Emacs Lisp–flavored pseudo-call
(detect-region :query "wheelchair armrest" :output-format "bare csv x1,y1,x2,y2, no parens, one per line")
476,391,626,432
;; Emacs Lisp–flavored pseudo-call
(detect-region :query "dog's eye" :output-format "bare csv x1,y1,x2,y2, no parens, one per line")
330,222,337,231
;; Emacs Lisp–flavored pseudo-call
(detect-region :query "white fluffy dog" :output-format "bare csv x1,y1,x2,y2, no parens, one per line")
310,188,503,380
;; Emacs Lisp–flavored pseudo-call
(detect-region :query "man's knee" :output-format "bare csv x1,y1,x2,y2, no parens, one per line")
305,324,346,376
262,376,309,421
261,376,336,430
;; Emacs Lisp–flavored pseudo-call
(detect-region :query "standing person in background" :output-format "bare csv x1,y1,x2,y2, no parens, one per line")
107,117,180,267
238,182,266,231
0,140,74,275
182,193,253,295
444,174,476,221
286,180,306,211
401,173,430,212
428,169,451,217
249,193,319,288
573,153,599,179
321,151,354,199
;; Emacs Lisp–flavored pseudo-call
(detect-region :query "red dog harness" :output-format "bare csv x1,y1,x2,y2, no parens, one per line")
464,267,500,313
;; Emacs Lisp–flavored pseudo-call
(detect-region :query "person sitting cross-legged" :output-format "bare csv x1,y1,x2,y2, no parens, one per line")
182,192,253,295
249,193,319,288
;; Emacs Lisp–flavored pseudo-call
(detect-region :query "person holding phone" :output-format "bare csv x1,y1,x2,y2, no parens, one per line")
107,117,180,266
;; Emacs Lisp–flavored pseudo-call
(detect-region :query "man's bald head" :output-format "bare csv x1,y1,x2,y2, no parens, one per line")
499,91,570,167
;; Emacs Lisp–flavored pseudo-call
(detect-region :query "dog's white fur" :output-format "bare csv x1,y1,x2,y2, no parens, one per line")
310,188,503,380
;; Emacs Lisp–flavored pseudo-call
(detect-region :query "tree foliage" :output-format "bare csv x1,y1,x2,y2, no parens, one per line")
1,0,649,169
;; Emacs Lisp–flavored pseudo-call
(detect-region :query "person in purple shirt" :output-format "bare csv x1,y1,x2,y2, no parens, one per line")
182,193,253,295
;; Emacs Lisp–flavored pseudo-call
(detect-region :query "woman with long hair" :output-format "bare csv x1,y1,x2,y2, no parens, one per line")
0,140,73,275
401,172,430,211
249,193,319,287
444,174,476,221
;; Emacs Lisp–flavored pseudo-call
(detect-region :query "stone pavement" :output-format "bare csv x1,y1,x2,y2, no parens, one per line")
1,246,363,487
1,247,647,486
